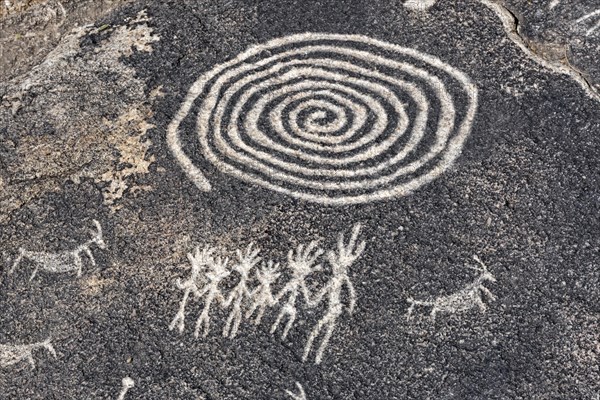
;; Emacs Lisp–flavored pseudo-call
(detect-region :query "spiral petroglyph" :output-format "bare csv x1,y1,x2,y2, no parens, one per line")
168,33,478,205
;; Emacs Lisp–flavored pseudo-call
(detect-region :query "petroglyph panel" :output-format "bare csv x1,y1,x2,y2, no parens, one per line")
170,224,365,364
168,33,478,205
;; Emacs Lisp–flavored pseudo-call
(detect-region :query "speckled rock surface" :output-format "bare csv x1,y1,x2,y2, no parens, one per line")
1,1,599,399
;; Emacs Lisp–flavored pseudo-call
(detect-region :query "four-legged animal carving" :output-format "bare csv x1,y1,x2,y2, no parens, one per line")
0,338,56,369
406,255,496,321
9,220,106,280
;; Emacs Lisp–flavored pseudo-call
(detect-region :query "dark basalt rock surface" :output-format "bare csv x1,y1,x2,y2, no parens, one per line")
1,1,598,399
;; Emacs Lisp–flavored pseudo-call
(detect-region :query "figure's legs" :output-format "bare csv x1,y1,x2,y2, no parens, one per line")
315,318,338,365
281,308,297,340
169,291,190,333
9,249,24,274
429,307,437,322
27,353,36,369
44,342,57,358
230,307,242,338
254,306,265,325
74,254,83,277
29,266,39,281
224,303,242,338
195,306,211,338
303,312,332,362
270,309,286,335
223,309,234,337
245,303,258,320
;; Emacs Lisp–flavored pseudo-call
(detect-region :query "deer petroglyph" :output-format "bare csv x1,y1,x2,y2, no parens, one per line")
406,255,496,321
0,338,56,369
9,220,106,280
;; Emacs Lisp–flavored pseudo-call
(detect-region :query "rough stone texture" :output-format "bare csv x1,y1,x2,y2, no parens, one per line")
501,0,600,94
0,0,133,81
0,0,599,399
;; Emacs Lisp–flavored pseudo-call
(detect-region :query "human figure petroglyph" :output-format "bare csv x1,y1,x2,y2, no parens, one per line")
170,225,366,365
246,260,281,325
223,243,261,338
271,241,323,340
9,220,106,281
406,255,496,321
285,382,307,400
0,337,56,369
117,377,135,400
194,255,231,337
169,246,215,333
303,224,364,364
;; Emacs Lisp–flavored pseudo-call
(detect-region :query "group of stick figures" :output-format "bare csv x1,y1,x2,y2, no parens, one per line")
169,224,365,364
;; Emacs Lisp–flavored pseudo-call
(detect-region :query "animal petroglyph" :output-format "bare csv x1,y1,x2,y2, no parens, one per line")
285,382,307,400
406,255,496,321
167,33,478,205
9,220,106,280
575,9,600,36
117,377,135,400
170,224,365,364
0,338,56,369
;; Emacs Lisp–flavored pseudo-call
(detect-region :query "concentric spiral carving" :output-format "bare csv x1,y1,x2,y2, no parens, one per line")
167,33,478,205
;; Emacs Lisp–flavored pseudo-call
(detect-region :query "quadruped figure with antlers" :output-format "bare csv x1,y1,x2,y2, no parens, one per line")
9,220,106,281
0,337,56,369
303,224,365,365
406,255,496,321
